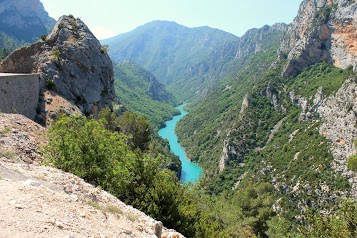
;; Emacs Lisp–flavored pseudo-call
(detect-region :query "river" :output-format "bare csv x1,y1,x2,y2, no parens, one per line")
158,105,203,183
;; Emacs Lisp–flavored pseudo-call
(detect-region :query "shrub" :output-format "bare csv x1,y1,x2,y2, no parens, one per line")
45,77,55,90
100,45,109,54
44,113,227,238
298,199,357,237
52,49,60,60
347,141,357,172
0,126,11,136
347,154,357,172
40,34,47,41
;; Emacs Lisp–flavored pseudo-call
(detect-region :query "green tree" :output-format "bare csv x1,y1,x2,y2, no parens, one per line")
347,141,357,172
298,199,357,238
45,114,134,190
116,111,151,151
44,113,232,238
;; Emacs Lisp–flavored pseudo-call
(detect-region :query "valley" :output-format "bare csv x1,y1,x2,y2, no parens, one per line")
0,0,356,237
158,105,203,183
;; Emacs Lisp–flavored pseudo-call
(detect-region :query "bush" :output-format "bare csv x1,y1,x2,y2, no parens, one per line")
100,45,109,54
45,77,55,90
347,141,357,172
347,154,357,172
298,199,357,237
44,114,228,238
40,34,47,41
52,49,60,60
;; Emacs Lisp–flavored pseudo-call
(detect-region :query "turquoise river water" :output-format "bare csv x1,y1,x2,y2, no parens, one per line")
158,105,203,183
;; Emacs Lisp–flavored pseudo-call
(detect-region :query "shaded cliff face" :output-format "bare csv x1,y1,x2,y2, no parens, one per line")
0,0,55,42
0,15,115,120
280,0,357,77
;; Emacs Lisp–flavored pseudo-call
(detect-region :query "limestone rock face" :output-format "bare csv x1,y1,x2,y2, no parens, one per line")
42,15,115,116
317,76,357,198
0,15,115,119
219,139,237,173
280,0,357,77
235,23,288,59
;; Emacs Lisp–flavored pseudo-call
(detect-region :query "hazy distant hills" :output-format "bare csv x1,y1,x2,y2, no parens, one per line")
103,21,289,101
102,20,241,101
0,0,55,57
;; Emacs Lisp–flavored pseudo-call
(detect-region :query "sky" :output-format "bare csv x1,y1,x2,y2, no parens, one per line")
41,0,303,40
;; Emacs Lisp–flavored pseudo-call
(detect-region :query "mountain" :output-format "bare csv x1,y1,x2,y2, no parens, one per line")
1,0,356,236
102,20,240,101
0,0,56,58
175,0,357,236
114,61,178,129
103,21,288,101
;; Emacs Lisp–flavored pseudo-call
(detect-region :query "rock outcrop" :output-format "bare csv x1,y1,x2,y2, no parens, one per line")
235,23,288,59
280,0,357,78
0,113,46,163
317,76,357,198
0,15,115,122
0,161,184,238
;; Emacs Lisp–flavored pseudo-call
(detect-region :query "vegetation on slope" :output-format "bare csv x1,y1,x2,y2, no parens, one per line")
45,61,356,237
176,31,284,175
44,111,230,238
0,33,19,60
177,59,355,237
103,20,240,101
114,61,179,129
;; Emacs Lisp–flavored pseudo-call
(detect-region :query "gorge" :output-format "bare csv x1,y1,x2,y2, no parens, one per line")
0,0,356,237
158,105,203,183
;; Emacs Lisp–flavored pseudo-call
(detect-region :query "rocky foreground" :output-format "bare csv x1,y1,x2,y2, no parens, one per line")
0,113,184,238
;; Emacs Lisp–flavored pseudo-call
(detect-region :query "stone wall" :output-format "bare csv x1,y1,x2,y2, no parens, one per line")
0,73,39,120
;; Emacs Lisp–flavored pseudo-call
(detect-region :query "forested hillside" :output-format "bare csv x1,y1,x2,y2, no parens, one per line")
174,0,357,236
114,61,178,129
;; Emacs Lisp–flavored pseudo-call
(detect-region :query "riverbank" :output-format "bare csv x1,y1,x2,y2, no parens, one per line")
158,105,203,183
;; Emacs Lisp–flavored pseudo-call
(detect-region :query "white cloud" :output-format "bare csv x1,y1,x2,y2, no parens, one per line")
91,26,116,40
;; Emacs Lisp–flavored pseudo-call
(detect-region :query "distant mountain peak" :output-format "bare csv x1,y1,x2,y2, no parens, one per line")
103,21,287,101
0,0,56,43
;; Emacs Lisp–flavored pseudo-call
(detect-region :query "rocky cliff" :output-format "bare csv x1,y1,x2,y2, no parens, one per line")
318,76,357,198
278,0,357,196
0,15,115,123
235,23,288,59
280,0,357,78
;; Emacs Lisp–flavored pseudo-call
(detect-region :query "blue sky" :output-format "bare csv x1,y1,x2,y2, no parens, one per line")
41,0,302,39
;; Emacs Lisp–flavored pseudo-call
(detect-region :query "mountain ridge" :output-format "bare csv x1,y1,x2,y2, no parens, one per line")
104,20,287,101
